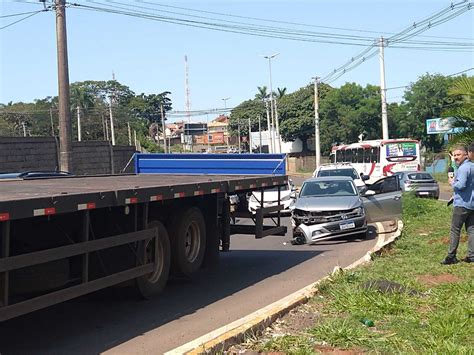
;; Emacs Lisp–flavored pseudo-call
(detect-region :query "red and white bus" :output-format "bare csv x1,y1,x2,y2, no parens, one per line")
330,139,421,183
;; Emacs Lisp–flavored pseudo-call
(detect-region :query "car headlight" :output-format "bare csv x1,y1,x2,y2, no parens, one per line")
249,195,257,203
281,194,291,202
353,207,364,216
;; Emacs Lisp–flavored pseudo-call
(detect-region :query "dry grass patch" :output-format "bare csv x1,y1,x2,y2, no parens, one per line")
417,273,461,286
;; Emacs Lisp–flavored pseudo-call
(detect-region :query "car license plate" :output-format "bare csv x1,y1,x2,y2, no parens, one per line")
419,192,429,195
340,222,355,230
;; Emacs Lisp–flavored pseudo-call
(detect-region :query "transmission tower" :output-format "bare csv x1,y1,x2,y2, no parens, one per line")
184,55,191,124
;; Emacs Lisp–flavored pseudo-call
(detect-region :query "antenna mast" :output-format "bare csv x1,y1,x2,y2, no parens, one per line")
184,55,191,124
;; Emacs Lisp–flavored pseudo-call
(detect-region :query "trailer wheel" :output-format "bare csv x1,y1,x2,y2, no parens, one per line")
136,221,171,299
169,207,206,276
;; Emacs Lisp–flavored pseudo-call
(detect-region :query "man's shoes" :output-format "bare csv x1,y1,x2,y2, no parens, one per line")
461,256,474,263
441,256,459,265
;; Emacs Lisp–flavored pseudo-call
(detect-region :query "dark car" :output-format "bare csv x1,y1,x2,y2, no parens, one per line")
393,171,439,199
0,171,73,180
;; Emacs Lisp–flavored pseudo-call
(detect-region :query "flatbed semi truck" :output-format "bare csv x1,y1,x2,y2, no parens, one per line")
0,154,288,321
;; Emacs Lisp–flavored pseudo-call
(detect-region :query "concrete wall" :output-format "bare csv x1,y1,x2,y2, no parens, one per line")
0,137,59,173
0,137,135,174
287,155,330,174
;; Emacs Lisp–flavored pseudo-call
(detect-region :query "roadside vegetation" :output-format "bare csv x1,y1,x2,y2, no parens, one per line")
237,195,473,354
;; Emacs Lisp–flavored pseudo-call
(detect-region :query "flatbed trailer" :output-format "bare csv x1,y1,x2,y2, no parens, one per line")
0,172,288,321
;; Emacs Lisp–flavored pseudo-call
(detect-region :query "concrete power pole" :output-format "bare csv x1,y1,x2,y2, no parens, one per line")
160,104,167,153
248,117,252,153
379,36,389,140
313,77,321,169
55,0,73,172
76,105,81,141
265,100,273,153
108,96,116,145
127,122,132,146
49,107,55,136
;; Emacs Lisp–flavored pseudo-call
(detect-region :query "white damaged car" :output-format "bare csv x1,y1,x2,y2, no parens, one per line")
292,176,401,245
248,180,297,215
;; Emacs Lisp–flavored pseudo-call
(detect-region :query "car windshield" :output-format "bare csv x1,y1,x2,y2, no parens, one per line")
407,173,433,180
317,168,359,180
300,180,357,197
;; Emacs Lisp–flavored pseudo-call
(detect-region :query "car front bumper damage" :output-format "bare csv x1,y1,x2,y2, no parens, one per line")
293,216,367,244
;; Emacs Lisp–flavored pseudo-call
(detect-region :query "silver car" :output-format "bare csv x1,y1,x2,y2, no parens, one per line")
292,176,402,245
393,171,439,199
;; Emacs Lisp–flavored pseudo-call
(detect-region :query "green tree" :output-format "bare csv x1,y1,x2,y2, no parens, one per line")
276,87,287,99
255,86,269,100
444,75,474,149
397,73,457,150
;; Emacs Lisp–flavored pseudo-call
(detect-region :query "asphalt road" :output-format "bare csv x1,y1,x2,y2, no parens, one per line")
0,217,377,355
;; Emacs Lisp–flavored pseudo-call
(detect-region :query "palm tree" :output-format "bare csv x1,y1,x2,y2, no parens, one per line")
276,87,287,99
444,76,474,150
255,86,269,100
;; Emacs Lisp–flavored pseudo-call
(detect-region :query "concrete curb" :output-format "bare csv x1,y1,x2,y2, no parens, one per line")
166,220,404,355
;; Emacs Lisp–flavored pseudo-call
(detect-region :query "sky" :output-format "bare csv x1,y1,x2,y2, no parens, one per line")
1,0,473,123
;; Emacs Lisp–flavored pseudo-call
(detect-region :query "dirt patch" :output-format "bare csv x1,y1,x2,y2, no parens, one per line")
427,235,467,245
227,304,322,354
313,345,365,354
417,273,461,286
269,303,321,334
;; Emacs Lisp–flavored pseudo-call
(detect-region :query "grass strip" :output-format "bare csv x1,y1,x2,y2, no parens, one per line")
255,195,474,354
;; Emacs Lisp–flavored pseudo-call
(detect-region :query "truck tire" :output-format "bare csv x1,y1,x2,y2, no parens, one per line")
169,207,206,276
136,221,171,299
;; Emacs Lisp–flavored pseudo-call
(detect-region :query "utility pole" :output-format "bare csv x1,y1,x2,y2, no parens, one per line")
55,0,73,172
265,99,273,153
258,115,262,153
237,119,241,154
274,99,281,153
108,95,116,145
49,107,55,136
76,105,81,141
127,122,132,146
248,117,252,153
134,130,137,150
160,104,167,153
263,53,280,153
379,36,389,140
103,113,109,141
313,77,321,169
22,122,27,137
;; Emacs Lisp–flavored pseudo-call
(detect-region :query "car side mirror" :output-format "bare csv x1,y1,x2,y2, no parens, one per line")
362,190,376,196
290,191,297,199
361,174,370,181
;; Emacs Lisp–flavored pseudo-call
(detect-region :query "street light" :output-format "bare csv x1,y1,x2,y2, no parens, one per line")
262,53,280,153
221,97,231,109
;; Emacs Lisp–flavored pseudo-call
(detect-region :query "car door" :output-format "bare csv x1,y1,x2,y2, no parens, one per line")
361,176,402,223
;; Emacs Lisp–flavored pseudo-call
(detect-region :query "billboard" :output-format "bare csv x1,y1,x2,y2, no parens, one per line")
426,117,462,134
385,142,417,157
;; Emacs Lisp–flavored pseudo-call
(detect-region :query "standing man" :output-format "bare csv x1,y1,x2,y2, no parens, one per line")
469,142,474,161
441,145,474,264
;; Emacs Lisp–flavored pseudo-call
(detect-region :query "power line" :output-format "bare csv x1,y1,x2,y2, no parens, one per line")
385,67,474,91
117,0,474,42
66,1,474,49
0,10,46,18
0,8,50,30
321,1,472,84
